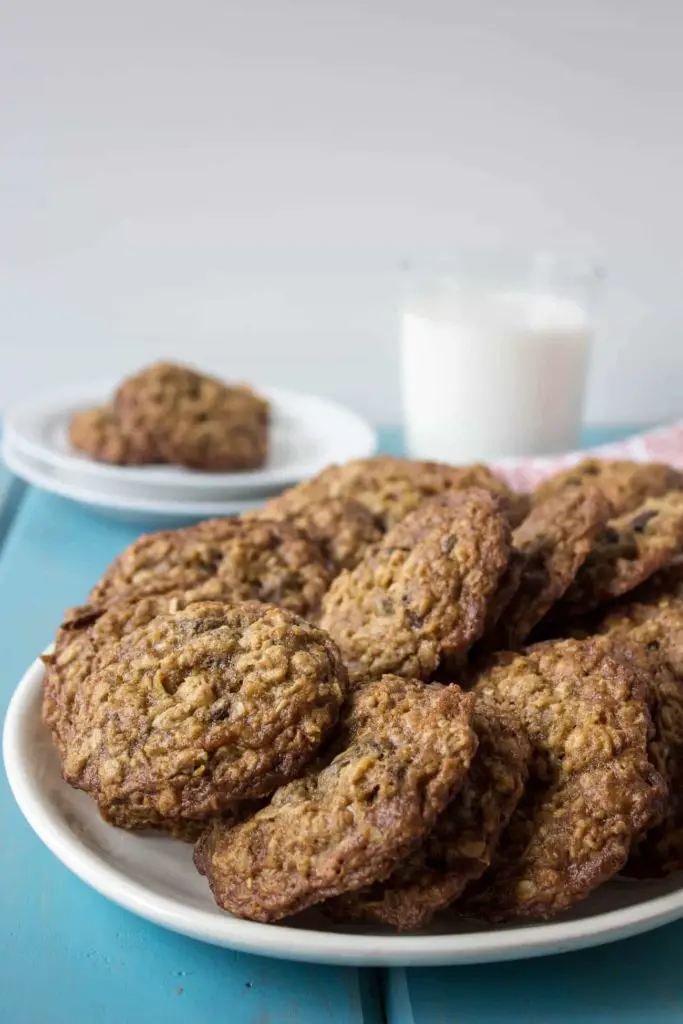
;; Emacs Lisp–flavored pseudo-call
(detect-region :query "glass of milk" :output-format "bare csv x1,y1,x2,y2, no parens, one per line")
400,251,603,463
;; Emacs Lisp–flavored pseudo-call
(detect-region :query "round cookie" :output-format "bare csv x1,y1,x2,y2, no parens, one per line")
490,484,610,649
460,636,665,921
599,594,683,877
264,456,528,530
329,697,530,930
115,362,269,471
43,594,184,756
533,458,683,517
320,489,511,684
88,517,332,621
62,602,348,831
246,496,382,573
68,404,160,465
194,676,477,923
556,492,683,615
600,592,683,678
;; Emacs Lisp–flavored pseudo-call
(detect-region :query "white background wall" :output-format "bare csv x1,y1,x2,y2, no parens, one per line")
1,0,682,426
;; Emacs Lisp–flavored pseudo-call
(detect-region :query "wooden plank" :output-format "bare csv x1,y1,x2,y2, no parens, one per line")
385,925,683,1024
0,490,383,1024
0,462,26,550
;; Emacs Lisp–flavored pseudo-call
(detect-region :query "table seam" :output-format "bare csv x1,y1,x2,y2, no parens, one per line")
0,477,27,557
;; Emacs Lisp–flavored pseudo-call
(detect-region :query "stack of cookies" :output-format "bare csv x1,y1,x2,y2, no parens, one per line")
42,455,683,929
69,362,270,471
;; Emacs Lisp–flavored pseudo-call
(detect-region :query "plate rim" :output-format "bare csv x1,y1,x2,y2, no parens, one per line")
2,442,265,517
6,656,683,966
5,382,378,494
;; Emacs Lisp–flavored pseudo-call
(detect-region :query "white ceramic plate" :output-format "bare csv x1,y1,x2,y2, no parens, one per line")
6,656,683,967
5,383,377,499
2,442,263,526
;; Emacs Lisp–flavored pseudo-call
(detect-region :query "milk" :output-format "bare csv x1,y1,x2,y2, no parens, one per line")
400,289,592,463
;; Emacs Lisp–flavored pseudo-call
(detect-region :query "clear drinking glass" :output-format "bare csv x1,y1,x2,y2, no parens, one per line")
400,250,604,463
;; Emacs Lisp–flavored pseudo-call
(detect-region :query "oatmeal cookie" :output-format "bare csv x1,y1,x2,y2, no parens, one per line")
68,404,160,465
624,560,683,605
264,456,528,530
459,636,665,921
601,593,683,678
43,595,185,755
555,493,683,615
481,550,525,635
101,798,257,842
246,497,382,573
42,592,266,839
599,595,683,876
491,485,610,648
320,490,511,684
115,362,269,471
61,602,347,830
329,697,530,930
43,588,251,757
533,458,683,517
194,676,477,922
88,517,331,620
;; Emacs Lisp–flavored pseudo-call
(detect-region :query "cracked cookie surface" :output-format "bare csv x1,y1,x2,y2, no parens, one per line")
320,490,511,684
194,676,477,922
459,636,665,921
263,456,528,530
88,517,332,621
328,696,530,929
246,497,381,574
533,459,683,517
61,602,347,831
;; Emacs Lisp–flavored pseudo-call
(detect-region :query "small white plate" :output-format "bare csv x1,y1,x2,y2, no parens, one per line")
2,442,262,526
6,655,683,967
5,383,377,499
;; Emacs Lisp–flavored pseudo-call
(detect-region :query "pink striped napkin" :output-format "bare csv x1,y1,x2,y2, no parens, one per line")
492,422,683,492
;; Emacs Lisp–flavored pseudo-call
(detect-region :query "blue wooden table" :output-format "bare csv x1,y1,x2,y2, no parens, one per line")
3,425,683,1023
